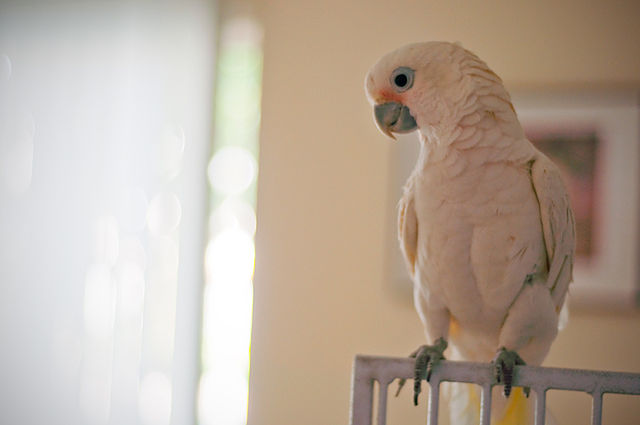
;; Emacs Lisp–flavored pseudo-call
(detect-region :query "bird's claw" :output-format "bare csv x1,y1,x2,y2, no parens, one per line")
492,347,529,398
395,338,447,405
394,379,406,397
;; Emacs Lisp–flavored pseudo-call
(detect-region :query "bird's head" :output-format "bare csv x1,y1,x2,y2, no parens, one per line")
365,41,505,141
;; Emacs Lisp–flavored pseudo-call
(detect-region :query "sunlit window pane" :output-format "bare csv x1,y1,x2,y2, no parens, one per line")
199,16,263,425
0,3,215,425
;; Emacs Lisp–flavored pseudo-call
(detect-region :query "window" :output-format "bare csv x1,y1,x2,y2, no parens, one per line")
0,2,221,424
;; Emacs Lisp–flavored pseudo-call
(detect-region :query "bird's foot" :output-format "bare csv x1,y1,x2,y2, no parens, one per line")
492,347,529,398
395,338,447,405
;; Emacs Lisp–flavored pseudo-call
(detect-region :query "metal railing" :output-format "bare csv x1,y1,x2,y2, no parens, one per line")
350,355,640,425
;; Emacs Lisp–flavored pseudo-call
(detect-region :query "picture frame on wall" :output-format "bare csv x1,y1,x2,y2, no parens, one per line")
387,90,640,310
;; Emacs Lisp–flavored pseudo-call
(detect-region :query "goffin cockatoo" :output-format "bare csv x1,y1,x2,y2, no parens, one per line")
365,41,575,424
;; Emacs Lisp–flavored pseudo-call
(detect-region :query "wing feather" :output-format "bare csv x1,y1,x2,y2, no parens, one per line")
530,152,576,309
398,178,418,277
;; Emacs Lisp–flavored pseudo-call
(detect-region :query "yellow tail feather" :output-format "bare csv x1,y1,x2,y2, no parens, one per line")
447,383,531,425
495,388,529,425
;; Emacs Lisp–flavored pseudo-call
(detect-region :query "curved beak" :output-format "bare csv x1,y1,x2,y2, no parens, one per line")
373,101,417,140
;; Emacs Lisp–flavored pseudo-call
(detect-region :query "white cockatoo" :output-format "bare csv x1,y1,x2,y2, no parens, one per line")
365,42,575,424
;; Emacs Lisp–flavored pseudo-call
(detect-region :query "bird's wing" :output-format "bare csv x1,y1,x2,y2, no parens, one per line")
530,152,576,309
398,178,418,277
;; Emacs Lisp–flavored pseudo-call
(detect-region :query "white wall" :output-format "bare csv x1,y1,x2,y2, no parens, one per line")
248,1,640,424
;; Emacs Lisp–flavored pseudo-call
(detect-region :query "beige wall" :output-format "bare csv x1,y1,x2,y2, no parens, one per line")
247,1,640,424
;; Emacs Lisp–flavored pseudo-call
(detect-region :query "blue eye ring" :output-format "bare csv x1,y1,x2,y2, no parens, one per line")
390,66,414,92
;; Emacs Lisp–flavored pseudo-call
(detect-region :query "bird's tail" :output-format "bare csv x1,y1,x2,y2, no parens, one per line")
444,382,534,425
495,387,531,425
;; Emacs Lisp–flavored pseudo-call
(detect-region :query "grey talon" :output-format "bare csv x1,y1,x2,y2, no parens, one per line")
492,347,528,398
412,338,447,405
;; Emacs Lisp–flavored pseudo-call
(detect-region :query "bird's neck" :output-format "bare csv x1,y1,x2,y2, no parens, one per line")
415,109,530,174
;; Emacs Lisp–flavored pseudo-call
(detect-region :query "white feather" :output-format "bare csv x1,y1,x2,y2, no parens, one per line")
366,41,575,424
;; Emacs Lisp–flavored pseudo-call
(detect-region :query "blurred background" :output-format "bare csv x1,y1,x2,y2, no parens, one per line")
0,1,639,425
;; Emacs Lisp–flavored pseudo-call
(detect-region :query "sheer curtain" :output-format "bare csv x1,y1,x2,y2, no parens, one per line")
0,2,216,424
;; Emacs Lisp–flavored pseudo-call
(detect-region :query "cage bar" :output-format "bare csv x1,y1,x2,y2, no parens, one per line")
350,355,640,425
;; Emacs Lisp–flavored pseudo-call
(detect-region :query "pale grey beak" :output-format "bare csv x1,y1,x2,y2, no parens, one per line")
373,101,417,139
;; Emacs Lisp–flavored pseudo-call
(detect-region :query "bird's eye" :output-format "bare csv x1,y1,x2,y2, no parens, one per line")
390,67,414,92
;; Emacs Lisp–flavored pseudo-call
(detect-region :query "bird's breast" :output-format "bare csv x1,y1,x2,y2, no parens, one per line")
411,160,546,329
